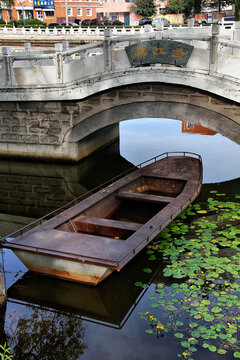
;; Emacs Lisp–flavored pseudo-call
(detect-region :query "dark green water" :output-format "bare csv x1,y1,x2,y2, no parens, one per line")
0,118,239,360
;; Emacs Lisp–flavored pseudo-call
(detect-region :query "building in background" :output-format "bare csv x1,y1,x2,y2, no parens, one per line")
0,1,13,22
1,0,102,24
182,122,216,135
97,0,138,25
54,0,101,25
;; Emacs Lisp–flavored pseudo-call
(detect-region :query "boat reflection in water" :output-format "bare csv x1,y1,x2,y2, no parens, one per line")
7,251,161,329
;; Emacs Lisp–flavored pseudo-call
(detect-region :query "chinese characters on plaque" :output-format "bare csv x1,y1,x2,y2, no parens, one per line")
125,40,194,67
33,0,54,8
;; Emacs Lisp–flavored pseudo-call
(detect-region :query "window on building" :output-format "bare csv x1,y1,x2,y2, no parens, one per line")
17,10,23,19
86,8,92,16
67,8,72,16
125,0,133,2
25,10,33,19
77,8,82,16
36,10,43,20
104,0,109,3
111,12,119,20
45,10,54,16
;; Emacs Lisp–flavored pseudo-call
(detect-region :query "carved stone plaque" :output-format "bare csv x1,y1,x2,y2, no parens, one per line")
125,40,194,67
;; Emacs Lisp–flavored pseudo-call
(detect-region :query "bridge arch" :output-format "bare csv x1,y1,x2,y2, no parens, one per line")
65,83,240,149
0,83,239,162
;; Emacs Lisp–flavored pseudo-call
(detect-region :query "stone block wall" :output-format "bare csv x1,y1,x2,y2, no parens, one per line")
0,172,72,218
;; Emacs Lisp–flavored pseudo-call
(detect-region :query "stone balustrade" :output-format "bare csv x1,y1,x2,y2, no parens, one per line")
0,23,239,162
0,24,239,102
0,22,236,37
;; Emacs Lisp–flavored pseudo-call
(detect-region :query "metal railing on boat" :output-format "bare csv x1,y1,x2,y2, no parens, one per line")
0,151,202,269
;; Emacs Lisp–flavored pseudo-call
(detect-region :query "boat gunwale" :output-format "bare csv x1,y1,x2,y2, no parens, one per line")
1,152,202,270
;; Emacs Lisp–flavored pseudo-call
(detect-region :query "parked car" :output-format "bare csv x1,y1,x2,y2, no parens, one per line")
112,20,124,26
61,22,79,27
218,16,235,24
104,19,114,25
47,22,62,27
89,18,100,26
152,17,170,26
81,19,91,26
139,18,152,25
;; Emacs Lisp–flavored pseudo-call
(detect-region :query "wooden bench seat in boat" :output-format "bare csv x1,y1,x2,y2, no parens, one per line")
116,191,174,204
71,216,141,239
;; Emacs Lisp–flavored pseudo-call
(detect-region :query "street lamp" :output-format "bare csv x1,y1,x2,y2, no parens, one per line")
65,0,69,25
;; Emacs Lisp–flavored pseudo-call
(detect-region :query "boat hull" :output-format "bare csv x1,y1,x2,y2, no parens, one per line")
13,249,114,286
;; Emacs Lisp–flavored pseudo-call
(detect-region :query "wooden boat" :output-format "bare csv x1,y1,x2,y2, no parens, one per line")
1,152,202,286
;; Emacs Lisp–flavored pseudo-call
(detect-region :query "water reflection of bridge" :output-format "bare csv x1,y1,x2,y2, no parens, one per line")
0,142,133,230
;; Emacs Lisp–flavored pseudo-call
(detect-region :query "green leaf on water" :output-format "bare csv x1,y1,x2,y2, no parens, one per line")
211,306,222,313
174,333,184,338
201,299,211,306
156,283,165,289
176,321,184,327
189,347,197,352
234,352,240,358
145,329,154,335
191,330,200,338
143,268,152,273
217,349,227,355
204,314,214,322
209,345,217,352
151,302,160,308
166,305,177,311
181,341,190,348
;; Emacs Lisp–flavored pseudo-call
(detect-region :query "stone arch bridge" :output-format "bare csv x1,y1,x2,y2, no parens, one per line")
0,25,239,161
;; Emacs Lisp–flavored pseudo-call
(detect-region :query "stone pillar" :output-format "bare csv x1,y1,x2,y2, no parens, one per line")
144,24,152,32
24,42,31,53
104,28,112,72
155,20,164,32
210,25,220,72
233,21,240,55
54,43,63,83
2,47,12,86
24,42,34,67
187,18,195,27
62,40,70,63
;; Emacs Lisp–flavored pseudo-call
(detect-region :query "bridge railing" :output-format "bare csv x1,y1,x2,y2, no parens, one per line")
0,22,236,37
0,24,239,96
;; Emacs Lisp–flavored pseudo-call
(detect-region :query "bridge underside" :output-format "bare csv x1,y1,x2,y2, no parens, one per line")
0,83,239,162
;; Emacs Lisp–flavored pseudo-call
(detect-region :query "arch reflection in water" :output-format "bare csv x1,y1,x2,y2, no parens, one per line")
120,118,240,183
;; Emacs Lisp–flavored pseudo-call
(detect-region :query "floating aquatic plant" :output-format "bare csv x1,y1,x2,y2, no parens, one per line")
137,193,240,359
